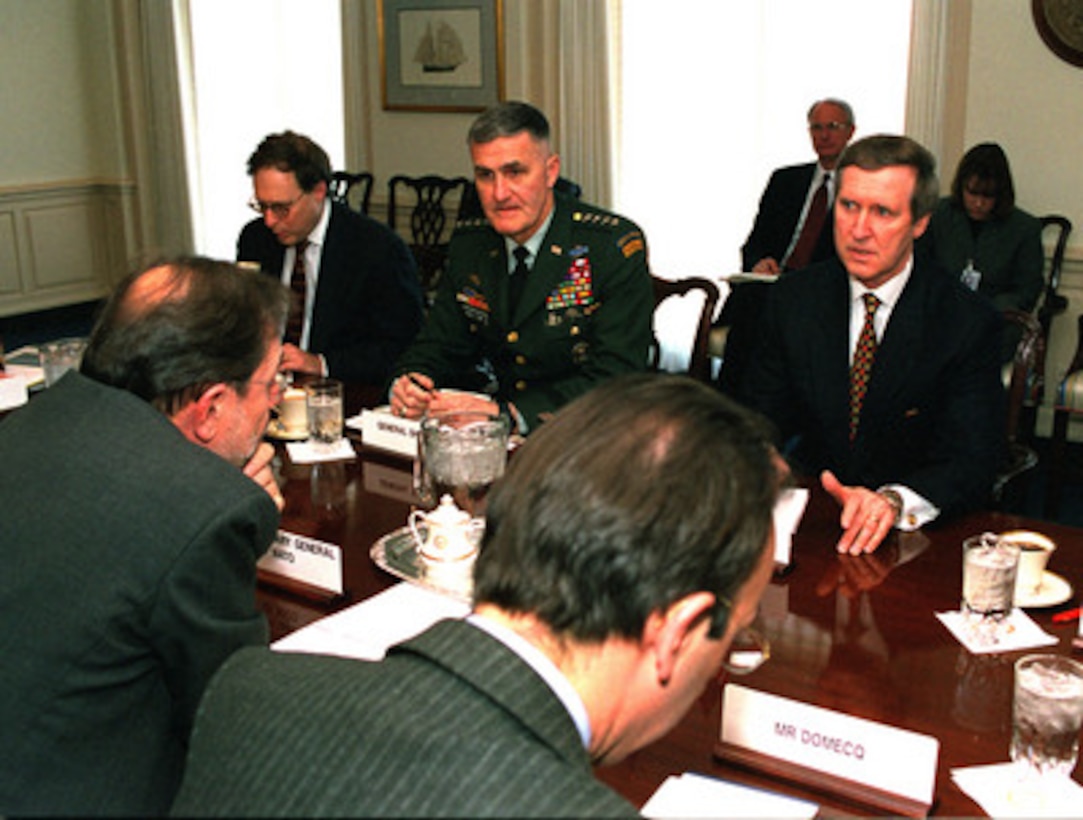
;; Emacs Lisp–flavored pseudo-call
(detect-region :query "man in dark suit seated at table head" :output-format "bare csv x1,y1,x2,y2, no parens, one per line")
739,134,1004,556
170,373,782,818
239,130,424,384
389,100,653,434
719,98,856,395
0,257,289,816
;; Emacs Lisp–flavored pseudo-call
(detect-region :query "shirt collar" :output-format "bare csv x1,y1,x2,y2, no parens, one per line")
307,197,331,248
504,206,557,272
848,254,913,310
467,613,592,749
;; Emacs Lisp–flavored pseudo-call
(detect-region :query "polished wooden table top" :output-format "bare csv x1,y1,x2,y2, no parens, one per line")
261,393,1083,817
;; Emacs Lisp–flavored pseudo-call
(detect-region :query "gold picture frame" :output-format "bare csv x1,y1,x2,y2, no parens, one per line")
378,0,505,112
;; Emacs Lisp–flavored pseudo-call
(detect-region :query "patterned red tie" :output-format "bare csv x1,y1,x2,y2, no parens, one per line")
849,293,880,442
785,174,830,271
284,240,309,346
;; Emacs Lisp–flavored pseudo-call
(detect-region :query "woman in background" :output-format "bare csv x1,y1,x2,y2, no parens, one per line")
925,142,1044,315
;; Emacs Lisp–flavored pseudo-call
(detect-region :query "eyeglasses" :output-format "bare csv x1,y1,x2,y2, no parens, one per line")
243,371,288,403
717,595,771,675
722,623,771,675
808,121,850,133
248,194,305,219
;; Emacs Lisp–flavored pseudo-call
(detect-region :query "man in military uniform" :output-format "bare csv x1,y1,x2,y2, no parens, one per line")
390,101,653,433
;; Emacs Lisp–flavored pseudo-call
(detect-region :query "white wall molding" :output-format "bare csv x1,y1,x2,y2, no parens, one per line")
0,180,135,317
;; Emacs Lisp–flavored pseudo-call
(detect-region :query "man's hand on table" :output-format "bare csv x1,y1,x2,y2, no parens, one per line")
389,373,503,421
821,470,900,555
244,441,284,512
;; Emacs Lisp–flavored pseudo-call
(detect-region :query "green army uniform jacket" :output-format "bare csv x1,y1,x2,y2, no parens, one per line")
394,191,653,430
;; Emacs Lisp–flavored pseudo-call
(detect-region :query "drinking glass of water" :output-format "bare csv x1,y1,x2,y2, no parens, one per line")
1011,654,1083,780
961,532,1020,645
306,379,344,449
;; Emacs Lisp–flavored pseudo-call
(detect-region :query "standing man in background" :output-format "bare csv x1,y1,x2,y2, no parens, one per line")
389,101,653,433
240,130,424,384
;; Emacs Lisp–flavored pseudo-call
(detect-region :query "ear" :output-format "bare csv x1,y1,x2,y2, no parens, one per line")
912,211,931,240
186,383,231,446
650,591,718,686
545,152,561,189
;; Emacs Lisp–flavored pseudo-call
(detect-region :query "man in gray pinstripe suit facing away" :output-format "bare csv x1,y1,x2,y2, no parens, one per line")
171,373,782,817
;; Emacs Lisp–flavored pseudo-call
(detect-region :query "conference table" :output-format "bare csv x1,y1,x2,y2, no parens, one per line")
260,383,1083,817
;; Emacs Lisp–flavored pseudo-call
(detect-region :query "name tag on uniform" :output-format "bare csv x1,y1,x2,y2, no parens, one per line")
258,530,343,599
717,684,938,816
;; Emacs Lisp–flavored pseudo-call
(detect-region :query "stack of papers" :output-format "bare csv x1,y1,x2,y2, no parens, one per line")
272,581,469,660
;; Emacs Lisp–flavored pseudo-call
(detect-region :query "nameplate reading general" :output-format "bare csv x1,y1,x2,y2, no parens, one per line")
358,407,419,458
721,684,938,807
258,530,344,596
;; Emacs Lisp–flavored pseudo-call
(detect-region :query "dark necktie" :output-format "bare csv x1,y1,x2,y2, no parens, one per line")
284,240,309,346
785,174,830,271
849,293,880,442
509,246,530,312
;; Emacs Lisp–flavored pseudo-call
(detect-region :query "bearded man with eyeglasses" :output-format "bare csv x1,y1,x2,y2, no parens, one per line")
239,130,423,383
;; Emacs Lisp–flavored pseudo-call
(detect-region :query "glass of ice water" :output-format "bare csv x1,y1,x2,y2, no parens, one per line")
961,532,1020,646
416,410,509,518
306,379,344,449
1011,654,1083,779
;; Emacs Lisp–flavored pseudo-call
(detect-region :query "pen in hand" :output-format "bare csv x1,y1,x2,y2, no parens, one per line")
406,373,433,395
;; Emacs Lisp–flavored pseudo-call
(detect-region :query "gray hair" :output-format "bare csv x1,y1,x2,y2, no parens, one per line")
808,98,855,127
467,101,550,146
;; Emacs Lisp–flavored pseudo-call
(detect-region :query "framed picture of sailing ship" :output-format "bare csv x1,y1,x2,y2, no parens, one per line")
379,0,505,111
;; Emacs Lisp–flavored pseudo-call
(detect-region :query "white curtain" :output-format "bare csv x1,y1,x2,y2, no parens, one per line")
514,0,613,206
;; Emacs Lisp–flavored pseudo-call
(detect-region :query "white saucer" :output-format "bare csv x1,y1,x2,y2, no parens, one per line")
265,420,309,441
1016,571,1073,609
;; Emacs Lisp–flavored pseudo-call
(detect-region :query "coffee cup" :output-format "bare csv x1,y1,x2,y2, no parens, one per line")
1002,530,1056,601
277,387,309,435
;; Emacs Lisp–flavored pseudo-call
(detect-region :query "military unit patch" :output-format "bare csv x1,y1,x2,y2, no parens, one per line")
617,230,645,259
457,286,491,325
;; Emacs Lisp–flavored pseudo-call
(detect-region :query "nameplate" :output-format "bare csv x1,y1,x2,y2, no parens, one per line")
0,373,28,411
717,684,938,816
257,530,343,599
363,460,418,504
358,406,419,458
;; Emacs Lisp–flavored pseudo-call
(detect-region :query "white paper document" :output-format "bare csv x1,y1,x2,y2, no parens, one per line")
272,581,469,660
642,772,818,819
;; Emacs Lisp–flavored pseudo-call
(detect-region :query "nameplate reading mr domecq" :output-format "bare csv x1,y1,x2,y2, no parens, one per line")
258,530,343,599
717,684,938,816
